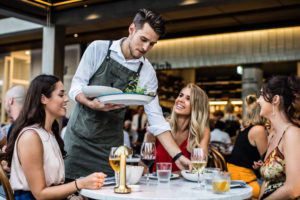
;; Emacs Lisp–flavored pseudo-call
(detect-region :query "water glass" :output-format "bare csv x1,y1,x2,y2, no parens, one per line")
156,162,172,183
203,168,220,191
212,172,231,194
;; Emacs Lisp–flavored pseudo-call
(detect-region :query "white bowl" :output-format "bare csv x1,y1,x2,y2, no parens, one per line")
126,165,144,185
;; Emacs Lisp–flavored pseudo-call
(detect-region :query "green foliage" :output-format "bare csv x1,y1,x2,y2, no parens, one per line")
124,77,146,94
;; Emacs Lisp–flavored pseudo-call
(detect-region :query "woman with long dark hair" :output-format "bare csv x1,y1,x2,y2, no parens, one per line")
6,74,106,200
258,75,300,199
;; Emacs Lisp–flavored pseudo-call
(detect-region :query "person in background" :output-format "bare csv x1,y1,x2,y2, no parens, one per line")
227,94,268,198
123,120,132,148
131,106,147,152
6,75,106,200
258,75,300,199
222,102,240,138
152,83,210,173
63,8,190,180
0,85,26,147
210,120,231,144
212,110,224,123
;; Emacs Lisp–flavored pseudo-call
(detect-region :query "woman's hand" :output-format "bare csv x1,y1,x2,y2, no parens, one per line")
77,172,107,190
252,160,264,170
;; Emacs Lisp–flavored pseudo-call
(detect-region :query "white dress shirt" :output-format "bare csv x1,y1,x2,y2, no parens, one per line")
210,128,231,144
69,38,171,136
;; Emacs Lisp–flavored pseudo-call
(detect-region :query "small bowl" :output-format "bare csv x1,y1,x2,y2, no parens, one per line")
126,165,144,185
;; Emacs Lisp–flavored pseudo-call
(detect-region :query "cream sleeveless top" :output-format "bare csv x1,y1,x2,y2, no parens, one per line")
10,125,65,190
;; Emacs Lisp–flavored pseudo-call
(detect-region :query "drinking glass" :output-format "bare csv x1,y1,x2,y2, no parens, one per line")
140,142,156,184
191,148,207,190
212,172,231,193
109,147,120,186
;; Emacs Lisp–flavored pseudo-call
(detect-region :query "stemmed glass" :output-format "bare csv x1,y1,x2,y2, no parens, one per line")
191,148,207,190
109,147,120,186
140,142,156,184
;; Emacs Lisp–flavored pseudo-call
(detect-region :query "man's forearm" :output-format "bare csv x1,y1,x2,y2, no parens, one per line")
156,131,181,158
75,93,91,108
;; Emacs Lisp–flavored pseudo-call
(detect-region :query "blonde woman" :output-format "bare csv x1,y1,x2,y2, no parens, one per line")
152,83,210,173
227,94,268,198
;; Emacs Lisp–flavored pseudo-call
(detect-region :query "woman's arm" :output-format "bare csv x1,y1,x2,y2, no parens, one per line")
258,181,266,200
18,130,105,200
263,126,300,200
249,125,268,156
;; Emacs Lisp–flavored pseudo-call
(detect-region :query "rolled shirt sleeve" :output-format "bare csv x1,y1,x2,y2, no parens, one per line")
144,95,171,136
69,41,107,102
140,62,171,136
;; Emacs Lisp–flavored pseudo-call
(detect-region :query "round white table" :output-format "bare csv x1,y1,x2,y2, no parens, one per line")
80,177,252,200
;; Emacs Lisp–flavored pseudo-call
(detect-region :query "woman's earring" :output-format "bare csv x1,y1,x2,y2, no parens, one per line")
272,104,276,116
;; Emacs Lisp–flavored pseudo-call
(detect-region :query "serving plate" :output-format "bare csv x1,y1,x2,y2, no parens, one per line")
98,93,154,106
82,86,122,98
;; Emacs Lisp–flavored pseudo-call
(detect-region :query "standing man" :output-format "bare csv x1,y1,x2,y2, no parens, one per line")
64,8,189,180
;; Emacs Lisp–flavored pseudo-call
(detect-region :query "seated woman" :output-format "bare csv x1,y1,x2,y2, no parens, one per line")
6,75,106,200
227,95,268,198
152,83,210,173
258,75,300,199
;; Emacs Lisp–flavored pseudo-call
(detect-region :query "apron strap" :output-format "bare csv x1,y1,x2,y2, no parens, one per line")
106,40,113,60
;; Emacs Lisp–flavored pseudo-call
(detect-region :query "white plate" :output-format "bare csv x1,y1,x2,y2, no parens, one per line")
149,172,180,180
98,93,154,105
181,170,198,182
82,86,122,98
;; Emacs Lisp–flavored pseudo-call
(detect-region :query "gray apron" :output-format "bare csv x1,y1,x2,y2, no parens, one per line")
64,41,143,178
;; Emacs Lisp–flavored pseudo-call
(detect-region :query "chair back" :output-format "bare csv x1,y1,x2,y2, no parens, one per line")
0,165,14,200
207,147,228,171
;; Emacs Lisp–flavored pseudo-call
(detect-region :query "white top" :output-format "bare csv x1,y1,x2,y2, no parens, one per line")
80,177,253,200
123,130,131,148
210,128,231,144
10,125,65,190
69,38,170,135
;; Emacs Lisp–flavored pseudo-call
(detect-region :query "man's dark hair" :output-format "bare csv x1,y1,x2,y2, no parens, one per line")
133,8,165,37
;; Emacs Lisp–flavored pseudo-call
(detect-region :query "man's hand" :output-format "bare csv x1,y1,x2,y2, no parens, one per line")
89,98,125,111
175,155,191,171
76,93,125,111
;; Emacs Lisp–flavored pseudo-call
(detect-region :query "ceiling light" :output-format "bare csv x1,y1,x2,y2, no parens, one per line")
74,33,78,38
86,14,101,20
180,0,199,6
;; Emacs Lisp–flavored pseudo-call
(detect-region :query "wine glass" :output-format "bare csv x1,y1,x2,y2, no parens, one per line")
191,148,207,190
140,142,156,184
109,147,120,186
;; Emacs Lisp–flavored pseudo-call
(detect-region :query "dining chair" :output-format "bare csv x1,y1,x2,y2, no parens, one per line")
207,147,228,172
0,165,14,200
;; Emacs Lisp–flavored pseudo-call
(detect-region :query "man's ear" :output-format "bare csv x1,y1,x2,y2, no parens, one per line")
41,94,48,105
9,97,14,105
129,23,136,35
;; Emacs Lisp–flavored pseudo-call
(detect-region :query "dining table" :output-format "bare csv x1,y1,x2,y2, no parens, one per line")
80,176,252,200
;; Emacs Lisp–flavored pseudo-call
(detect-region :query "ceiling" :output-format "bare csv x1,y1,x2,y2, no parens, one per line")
0,0,299,100
1,0,300,53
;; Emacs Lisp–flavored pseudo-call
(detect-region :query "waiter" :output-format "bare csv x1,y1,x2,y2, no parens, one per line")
64,8,189,180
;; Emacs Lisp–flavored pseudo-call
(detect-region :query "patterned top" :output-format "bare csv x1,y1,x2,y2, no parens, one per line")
260,146,286,199
260,126,299,199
